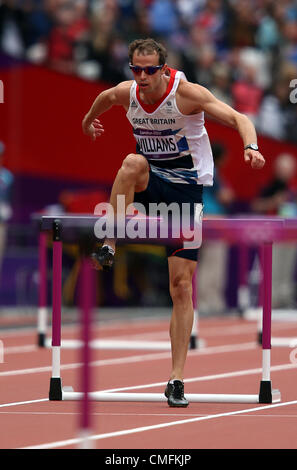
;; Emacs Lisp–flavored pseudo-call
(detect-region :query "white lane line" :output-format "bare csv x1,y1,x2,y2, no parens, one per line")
0,411,208,417
0,341,257,377
20,399,297,449
0,398,48,408
99,362,297,394
3,345,38,354
0,321,257,343
1,312,296,341
2,410,297,418
2,319,297,355
0,316,170,337
0,361,295,410
0,322,293,353
1,342,296,388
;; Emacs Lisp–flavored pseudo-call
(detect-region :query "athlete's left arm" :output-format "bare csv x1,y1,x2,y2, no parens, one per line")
182,83,265,169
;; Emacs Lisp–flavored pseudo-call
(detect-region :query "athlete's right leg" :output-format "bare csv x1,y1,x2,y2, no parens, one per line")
92,153,149,269
107,153,149,249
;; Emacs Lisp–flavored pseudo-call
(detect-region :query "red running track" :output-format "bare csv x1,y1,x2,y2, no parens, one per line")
1,313,297,450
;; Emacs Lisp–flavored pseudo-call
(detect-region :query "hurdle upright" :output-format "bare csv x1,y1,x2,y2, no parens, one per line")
255,217,297,348
43,214,283,405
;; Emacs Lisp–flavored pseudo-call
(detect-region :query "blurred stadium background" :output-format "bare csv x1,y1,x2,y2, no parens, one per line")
0,0,297,317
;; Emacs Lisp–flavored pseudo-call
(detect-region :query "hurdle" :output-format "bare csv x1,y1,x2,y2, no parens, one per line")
36,214,203,351
242,218,297,347
44,215,283,406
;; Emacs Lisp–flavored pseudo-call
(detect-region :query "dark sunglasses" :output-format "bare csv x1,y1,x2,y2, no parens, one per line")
129,64,164,75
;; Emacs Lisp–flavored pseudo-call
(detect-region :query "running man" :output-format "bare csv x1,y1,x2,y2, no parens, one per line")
82,38,265,407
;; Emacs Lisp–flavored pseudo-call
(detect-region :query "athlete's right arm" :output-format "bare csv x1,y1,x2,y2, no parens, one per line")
82,81,132,141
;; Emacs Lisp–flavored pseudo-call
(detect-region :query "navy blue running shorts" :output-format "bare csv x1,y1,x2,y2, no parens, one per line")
133,170,203,261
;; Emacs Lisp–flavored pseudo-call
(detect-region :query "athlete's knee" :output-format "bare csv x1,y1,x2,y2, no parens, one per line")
169,275,192,304
120,153,148,180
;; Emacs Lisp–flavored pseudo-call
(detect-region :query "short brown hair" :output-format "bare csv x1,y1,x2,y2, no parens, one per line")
128,38,167,65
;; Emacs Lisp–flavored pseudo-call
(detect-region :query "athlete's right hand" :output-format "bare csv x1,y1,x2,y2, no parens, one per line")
82,118,104,141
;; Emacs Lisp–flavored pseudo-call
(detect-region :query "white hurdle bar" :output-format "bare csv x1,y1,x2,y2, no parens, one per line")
45,338,172,350
61,389,280,404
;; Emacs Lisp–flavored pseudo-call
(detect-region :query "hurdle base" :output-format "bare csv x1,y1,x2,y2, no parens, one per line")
38,332,46,348
257,332,262,346
189,336,206,350
49,377,63,401
259,381,281,403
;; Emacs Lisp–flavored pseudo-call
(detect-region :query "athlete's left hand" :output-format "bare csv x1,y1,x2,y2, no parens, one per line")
244,149,265,169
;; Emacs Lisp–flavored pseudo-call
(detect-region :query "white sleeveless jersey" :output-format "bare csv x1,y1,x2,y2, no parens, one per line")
126,69,214,186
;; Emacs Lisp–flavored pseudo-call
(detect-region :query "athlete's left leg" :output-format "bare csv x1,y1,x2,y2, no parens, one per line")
167,255,197,381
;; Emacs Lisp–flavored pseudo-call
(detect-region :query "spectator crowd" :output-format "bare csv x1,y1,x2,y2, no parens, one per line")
1,0,297,143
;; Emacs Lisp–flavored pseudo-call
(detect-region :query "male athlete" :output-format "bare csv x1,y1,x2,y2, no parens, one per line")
82,38,265,407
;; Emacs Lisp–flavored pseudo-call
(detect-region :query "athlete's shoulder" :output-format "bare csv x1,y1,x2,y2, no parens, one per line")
177,80,213,104
111,80,133,106
115,80,134,90
175,80,211,114
114,80,133,96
